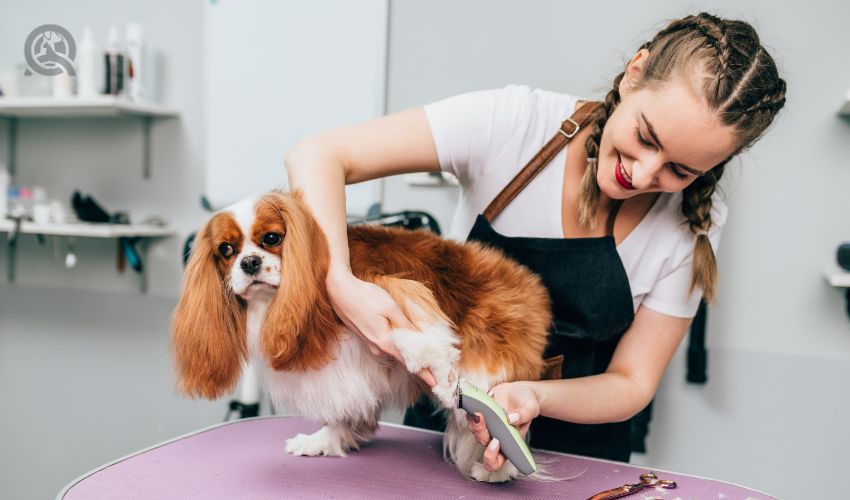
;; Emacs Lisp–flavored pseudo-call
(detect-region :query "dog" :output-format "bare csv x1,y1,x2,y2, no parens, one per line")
170,189,552,482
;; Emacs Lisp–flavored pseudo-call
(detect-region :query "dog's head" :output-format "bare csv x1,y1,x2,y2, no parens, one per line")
170,190,339,399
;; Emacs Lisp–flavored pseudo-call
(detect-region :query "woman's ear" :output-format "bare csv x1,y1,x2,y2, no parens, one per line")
260,190,339,372
170,218,246,399
620,48,650,95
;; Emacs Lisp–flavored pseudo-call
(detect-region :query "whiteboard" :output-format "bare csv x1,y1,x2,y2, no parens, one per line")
204,0,388,215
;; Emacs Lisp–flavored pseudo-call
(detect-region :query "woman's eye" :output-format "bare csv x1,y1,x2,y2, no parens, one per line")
219,243,235,257
633,126,654,147
262,232,282,246
668,164,689,180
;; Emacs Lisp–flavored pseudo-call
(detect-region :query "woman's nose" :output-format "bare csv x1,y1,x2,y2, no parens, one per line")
629,156,663,189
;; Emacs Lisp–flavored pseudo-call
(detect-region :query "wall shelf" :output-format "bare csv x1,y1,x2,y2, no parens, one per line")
823,265,850,288
1,218,174,292
0,96,178,118
0,219,174,238
823,264,850,320
405,171,460,187
0,96,179,179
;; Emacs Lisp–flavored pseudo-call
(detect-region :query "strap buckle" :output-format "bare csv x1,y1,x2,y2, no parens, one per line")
558,118,580,139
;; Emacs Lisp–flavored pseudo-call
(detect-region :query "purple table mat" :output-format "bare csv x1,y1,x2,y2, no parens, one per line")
59,416,775,500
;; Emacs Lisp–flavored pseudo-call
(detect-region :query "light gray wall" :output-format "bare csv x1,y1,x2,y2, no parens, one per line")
0,1,223,499
1,1,848,499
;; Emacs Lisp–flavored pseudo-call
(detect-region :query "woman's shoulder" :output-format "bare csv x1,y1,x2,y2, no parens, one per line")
501,84,583,116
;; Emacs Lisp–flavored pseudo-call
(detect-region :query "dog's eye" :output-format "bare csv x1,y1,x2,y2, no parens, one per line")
219,243,235,258
262,232,282,246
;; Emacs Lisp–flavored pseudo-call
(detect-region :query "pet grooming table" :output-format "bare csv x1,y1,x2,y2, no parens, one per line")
58,416,775,499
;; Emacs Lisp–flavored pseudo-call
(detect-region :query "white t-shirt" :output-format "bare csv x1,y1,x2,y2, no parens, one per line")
423,84,727,318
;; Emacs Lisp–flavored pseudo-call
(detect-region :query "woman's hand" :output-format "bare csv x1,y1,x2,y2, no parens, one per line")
466,381,541,472
327,268,436,387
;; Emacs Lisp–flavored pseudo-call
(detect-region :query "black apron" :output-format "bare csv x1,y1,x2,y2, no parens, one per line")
404,102,636,461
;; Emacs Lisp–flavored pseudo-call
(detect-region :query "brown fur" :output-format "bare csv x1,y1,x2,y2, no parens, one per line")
257,193,341,372
170,213,247,399
350,221,551,382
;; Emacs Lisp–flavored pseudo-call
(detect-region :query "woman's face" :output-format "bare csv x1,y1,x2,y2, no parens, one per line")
597,51,739,200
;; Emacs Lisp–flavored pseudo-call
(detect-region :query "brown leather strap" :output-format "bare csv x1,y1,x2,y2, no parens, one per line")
604,199,623,237
482,101,602,223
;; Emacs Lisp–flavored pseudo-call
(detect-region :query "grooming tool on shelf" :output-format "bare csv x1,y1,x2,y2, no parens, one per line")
587,471,677,500
457,380,536,475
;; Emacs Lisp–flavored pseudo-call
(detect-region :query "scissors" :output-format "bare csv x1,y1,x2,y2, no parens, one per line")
587,471,677,500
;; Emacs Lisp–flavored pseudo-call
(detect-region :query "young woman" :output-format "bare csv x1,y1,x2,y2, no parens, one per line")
284,12,786,469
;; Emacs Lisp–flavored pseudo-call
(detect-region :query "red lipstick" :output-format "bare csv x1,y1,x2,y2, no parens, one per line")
615,152,636,190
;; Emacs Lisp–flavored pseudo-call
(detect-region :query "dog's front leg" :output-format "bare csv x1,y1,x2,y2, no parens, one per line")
392,323,461,409
285,419,378,457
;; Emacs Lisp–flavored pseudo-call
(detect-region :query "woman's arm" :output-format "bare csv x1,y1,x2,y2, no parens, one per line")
532,304,692,423
285,107,442,273
468,304,693,470
284,107,441,383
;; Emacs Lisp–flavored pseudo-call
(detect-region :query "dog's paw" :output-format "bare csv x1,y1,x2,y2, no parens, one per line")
431,368,459,408
285,428,348,457
469,461,520,483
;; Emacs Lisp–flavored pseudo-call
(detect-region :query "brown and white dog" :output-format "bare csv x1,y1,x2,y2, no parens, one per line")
170,190,551,482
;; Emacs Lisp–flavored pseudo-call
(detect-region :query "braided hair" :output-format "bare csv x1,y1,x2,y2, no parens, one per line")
577,12,786,303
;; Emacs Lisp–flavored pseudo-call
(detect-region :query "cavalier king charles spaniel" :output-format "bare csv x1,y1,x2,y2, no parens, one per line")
170,190,551,482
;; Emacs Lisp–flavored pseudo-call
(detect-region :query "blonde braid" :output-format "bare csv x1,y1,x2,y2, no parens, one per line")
578,72,623,229
681,162,725,302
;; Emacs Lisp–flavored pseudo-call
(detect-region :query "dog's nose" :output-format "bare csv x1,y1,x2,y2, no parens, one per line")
240,255,262,275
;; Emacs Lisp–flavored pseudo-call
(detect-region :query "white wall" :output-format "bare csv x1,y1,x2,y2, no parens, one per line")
1,1,848,499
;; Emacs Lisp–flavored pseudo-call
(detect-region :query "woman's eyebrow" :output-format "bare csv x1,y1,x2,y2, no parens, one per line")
640,112,706,176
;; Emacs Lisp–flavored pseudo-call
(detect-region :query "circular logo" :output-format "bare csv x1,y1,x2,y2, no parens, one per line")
24,24,76,76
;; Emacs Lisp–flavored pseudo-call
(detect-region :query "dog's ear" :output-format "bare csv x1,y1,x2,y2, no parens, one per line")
170,215,246,399
260,190,339,371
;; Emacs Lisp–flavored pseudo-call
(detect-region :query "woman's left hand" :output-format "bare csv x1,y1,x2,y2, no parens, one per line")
465,381,541,472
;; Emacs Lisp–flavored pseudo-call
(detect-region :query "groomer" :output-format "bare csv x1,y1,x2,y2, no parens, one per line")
284,12,786,469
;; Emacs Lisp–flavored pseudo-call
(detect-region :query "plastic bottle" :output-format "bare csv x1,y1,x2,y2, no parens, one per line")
104,25,125,96
126,23,144,101
77,26,100,98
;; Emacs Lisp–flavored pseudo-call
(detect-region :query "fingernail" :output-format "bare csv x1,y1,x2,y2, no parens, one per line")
488,438,500,450
508,412,519,424
473,414,480,424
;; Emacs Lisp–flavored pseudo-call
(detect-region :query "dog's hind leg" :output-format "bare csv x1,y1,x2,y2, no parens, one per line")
373,277,461,409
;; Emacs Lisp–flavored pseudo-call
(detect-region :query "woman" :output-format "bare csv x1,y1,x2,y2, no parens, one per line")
284,12,786,470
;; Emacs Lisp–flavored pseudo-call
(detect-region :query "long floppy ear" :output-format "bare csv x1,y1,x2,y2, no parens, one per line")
170,218,246,399
260,190,340,371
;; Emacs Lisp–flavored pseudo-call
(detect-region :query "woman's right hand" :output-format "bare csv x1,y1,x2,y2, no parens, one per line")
327,269,437,387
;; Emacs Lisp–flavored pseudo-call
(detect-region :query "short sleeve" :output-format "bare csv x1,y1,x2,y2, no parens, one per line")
641,197,728,318
423,85,531,186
